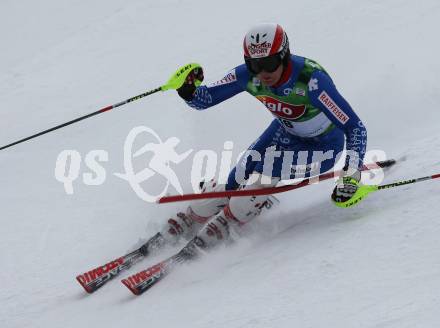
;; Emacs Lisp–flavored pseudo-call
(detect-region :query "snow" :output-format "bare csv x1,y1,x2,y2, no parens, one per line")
1,1,440,327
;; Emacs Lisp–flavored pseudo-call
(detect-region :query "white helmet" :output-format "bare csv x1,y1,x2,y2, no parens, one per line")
243,23,290,59
243,23,290,74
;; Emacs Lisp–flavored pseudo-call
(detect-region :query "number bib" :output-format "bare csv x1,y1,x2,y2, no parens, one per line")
246,59,334,138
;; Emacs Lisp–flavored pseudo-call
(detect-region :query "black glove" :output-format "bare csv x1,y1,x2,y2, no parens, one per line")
177,67,204,101
331,169,361,204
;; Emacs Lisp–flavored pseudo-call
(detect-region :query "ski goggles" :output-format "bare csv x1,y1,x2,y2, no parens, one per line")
244,53,283,75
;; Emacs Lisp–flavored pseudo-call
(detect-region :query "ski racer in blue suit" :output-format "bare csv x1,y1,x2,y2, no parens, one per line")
182,56,366,190
160,23,368,250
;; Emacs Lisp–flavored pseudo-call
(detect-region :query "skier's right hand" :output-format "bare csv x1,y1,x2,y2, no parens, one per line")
177,67,204,101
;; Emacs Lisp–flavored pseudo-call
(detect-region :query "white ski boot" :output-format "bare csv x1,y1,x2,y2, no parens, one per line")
191,174,279,249
160,179,229,244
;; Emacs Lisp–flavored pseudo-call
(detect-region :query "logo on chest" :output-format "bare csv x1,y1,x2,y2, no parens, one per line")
256,96,306,119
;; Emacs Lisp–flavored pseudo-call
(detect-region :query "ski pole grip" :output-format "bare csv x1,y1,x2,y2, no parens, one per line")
161,63,202,91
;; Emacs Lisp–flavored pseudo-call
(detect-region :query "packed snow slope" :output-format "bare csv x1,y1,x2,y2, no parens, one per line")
1,1,440,327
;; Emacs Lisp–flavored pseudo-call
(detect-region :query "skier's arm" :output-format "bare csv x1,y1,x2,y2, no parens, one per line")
308,70,367,170
177,65,249,110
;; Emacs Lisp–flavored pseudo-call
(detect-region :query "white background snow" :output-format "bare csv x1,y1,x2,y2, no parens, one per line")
1,0,440,327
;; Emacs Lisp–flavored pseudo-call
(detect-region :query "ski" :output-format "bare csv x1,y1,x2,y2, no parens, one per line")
76,232,165,293
121,196,280,296
121,240,198,295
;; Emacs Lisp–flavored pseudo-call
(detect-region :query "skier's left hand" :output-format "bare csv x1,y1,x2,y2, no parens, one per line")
331,169,361,204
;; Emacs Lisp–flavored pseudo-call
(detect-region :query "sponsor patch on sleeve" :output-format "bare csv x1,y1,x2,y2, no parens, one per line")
318,91,349,124
308,78,318,91
208,69,237,87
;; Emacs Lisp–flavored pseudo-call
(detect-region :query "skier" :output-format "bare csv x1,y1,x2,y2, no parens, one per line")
160,23,367,252
76,22,370,294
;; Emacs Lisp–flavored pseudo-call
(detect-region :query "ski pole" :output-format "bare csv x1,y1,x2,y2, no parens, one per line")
0,87,161,151
157,159,396,203
335,171,440,208
0,63,202,151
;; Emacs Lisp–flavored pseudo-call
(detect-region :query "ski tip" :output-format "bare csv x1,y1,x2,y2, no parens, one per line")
121,278,140,296
364,159,396,172
76,275,94,294
379,159,396,168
